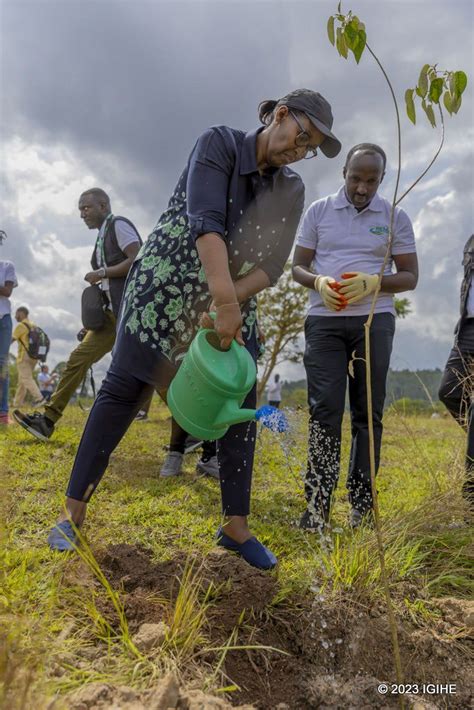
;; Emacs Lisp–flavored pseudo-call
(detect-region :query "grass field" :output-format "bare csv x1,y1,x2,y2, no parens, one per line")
1,401,473,709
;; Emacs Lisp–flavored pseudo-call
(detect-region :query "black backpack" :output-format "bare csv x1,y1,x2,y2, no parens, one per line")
23,323,51,362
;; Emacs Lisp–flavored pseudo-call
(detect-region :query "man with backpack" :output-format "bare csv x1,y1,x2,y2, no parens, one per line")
13,188,141,441
12,306,47,407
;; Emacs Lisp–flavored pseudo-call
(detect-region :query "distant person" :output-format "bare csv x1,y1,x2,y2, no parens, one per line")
11,307,44,407
266,373,282,408
37,364,57,402
293,143,418,532
0,254,17,425
13,188,141,440
160,416,218,479
439,234,474,510
46,88,341,569
134,389,218,478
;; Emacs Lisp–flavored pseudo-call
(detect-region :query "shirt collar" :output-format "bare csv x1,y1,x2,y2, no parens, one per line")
240,128,262,175
334,185,384,213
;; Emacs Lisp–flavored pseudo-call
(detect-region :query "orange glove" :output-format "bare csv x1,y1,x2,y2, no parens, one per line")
314,275,347,312
339,272,379,305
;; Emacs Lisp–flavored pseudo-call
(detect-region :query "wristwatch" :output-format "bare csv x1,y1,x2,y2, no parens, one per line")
98,267,107,278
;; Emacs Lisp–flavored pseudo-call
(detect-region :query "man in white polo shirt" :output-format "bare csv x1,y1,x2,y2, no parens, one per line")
292,143,418,532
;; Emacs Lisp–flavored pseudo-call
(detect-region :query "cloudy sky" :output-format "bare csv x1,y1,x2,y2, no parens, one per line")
1,0,473,380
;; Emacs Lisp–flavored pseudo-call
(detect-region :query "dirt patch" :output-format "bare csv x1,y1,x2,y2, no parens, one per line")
93,544,473,709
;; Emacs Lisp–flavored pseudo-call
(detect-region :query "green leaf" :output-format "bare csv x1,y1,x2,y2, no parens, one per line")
422,101,436,127
428,77,444,104
344,23,357,50
350,16,360,30
449,72,456,96
417,64,429,98
453,70,468,97
337,0,342,13
405,88,416,124
336,27,348,58
327,16,335,45
451,94,462,114
443,91,453,115
353,29,366,63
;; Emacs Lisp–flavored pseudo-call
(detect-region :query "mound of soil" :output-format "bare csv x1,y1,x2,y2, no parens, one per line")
91,544,473,710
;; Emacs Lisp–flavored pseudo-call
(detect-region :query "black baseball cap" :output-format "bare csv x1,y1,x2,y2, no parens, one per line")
283,88,341,158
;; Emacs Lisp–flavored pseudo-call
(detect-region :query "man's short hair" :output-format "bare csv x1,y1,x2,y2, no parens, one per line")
16,306,29,317
345,143,387,170
80,188,111,207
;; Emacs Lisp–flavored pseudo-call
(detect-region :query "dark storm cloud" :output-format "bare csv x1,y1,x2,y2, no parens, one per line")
3,1,297,213
2,0,473,371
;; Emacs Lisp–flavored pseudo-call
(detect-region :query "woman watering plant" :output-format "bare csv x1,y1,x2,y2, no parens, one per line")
48,88,341,569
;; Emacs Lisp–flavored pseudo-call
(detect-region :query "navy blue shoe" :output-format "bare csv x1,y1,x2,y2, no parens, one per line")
47,520,78,551
216,528,277,570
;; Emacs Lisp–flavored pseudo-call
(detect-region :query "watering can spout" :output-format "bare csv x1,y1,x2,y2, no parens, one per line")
214,401,256,429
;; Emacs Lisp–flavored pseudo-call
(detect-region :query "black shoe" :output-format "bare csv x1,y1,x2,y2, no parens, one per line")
299,509,328,534
13,410,54,441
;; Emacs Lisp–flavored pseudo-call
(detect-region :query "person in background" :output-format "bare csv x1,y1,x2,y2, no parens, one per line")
0,246,17,425
439,234,474,511
266,373,283,408
160,416,218,479
12,307,45,408
13,189,141,440
293,143,418,532
47,88,341,570
135,389,219,478
37,364,57,402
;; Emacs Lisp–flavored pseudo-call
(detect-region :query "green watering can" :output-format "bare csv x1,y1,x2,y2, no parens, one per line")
168,320,288,440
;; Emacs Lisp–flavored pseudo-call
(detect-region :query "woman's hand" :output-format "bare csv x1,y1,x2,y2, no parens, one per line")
201,303,244,349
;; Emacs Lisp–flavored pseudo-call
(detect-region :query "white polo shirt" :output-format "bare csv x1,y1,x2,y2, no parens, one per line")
296,186,416,317
0,261,18,317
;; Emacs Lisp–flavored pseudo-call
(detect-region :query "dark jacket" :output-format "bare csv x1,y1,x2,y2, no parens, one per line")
91,216,142,318
456,234,474,336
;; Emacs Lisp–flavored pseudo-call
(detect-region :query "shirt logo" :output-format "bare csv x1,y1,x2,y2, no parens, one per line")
369,225,389,236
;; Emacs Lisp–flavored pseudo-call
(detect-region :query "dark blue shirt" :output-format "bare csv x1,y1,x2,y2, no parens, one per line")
118,125,304,379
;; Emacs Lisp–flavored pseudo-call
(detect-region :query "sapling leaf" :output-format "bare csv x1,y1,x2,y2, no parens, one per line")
422,101,436,127
344,22,357,50
405,89,416,124
417,64,429,98
353,30,366,63
428,77,444,103
451,94,462,114
337,0,342,13
327,16,335,46
348,350,357,378
336,27,348,58
443,91,453,115
453,70,468,97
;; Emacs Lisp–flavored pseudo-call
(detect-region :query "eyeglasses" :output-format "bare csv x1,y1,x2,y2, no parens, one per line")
289,111,319,159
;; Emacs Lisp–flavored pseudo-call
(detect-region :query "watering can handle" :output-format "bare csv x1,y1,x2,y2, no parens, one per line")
203,310,242,353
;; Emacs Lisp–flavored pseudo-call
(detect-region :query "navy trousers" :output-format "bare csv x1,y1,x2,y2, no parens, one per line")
303,313,395,517
438,320,474,506
66,333,257,516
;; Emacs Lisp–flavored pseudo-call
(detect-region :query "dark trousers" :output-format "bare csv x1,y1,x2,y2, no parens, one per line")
66,335,257,517
438,320,474,505
169,416,216,459
303,313,395,517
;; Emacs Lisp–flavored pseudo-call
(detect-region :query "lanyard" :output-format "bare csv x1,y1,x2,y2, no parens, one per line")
95,213,114,268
